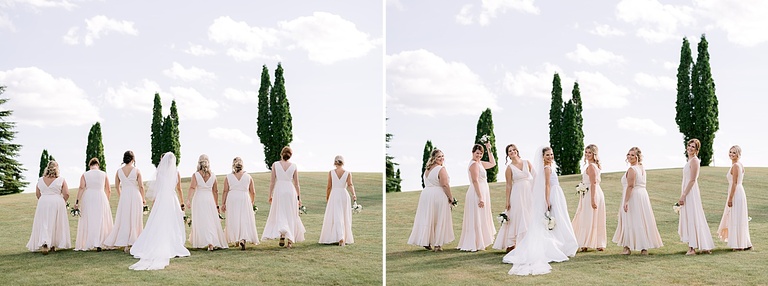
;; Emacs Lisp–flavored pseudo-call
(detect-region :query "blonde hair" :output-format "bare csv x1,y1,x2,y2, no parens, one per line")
334,155,344,166
425,149,443,169
688,138,701,156
730,145,742,160
44,161,59,178
584,144,602,169
627,147,643,164
281,146,292,160
197,154,211,176
232,157,244,174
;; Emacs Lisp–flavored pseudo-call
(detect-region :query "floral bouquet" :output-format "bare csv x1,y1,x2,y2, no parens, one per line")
479,134,490,144
352,200,363,214
496,212,509,225
183,214,191,227
673,202,681,214
219,213,225,220
70,205,81,217
450,198,459,210
143,205,150,215
253,205,259,212
575,182,589,197
299,205,308,215
544,209,555,230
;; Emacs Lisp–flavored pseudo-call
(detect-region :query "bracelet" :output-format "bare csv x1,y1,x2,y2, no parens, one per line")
216,206,220,209
297,196,301,200
181,204,185,207
76,200,79,204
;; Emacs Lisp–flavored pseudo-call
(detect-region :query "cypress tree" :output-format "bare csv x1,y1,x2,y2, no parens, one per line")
256,65,272,169
475,108,498,182
395,169,402,192
421,140,435,188
169,100,181,166
549,73,564,175
85,122,106,172
560,101,579,175
385,119,401,193
38,149,55,178
691,34,719,166
268,63,293,166
0,86,28,195
675,37,694,158
150,93,164,167
563,82,585,175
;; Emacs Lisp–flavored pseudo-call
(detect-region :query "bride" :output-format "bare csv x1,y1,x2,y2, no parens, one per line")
129,152,190,270
502,146,569,276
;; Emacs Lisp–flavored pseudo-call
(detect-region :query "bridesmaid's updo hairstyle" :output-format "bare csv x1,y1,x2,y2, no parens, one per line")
88,157,100,167
505,144,519,165
122,150,135,165
281,146,293,160
584,144,602,169
472,144,484,154
687,138,701,156
232,157,244,174
197,154,211,177
627,147,643,164
730,145,742,160
426,149,443,169
334,155,344,166
44,160,59,178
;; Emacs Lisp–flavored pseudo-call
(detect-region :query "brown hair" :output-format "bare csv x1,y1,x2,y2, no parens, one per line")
471,144,484,154
88,157,100,167
44,160,59,178
688,138,701,156
232,157,244,174
505,144,519,165
122,150,135,165
584,144,602,169
627,147,643,164
281,146,292,160
197,154,211,176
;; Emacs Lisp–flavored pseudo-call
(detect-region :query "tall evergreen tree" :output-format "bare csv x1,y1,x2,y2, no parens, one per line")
549,73,564,175
690,34,719,166
256,65,273,169
267,63,293,168
560,101,580,175
85,122,106,172
475,108,498,182
385,118,401,193
420,140,435,188
0,86,27,195
395,169,402,192
38,149,55,178
168,100,181,166
675,37,694,157
150,93,164,167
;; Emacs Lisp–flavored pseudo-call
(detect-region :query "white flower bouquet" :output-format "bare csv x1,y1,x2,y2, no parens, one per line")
143,205,150,215
183,214,191,227
673,202,681,214
70,205,80,217
450,198,459,211
497,212,509,225
575,182,589,197
299,205,308,215
544,209,556,230
479,134,490,144
352,200,362,214
253,205,259,212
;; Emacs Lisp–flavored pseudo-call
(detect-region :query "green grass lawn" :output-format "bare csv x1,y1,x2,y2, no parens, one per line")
0,172,383,285
386,167,768,285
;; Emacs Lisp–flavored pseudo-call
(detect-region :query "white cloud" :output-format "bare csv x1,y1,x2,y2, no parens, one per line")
105,79,164,113
0,67,100,126
162,62,217,82
616,0,695,43
573,71,631,108
62,15,139,46
634,72,675,90
278,12,379,64
168,86,219,120
208,127,253,144
457,0,541,26
3,0,77,10
663,61,676,70
386,49,499,116
0,12,15,32
207,16,280,62
590,23,625,36
617,117,667,136
222,88,258,103
503,62,569,100
184,43,216,56
694,0,768,47
566,44,626,65
62,26,78,44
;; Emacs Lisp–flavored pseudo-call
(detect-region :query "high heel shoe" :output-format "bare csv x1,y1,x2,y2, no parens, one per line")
240,240,246,251
208,244,214,251
339,239,345,247
41,244,48,255
424,245,432,251
279,237,285,247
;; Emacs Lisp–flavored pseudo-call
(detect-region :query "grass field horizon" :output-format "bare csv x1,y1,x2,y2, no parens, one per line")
386,167,768,285
0,171,383,285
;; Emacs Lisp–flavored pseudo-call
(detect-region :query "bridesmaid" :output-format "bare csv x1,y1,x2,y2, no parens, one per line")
74,158,113,251
103,151,145,253
27,161,70,254
407,149,455,251
717,145,752,251
543,147,578,257
222,157,259,250
262,147,306,248
187,154,228,251
678,138,714,255
612,147,663,255
319,155,357,246
457,142,497,251
493,144,533,253
572,144,607,252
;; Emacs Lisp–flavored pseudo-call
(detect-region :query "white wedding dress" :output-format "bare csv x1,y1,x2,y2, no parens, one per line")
129,153,190,270
502,147,569,276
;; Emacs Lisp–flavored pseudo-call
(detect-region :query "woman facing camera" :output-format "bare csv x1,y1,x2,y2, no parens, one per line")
493,144,533,253
678,138,714,255
408,149,455,251
187,154,228,251
319,155,357,246
612,147,663,255
27,161,71,254
262,147,306,248
717,145,752,251
74,158,113,251
222,157,259,250
572,144,607,252
457,142,497,252
103,151,145,253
